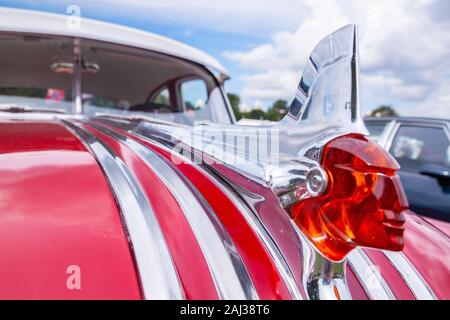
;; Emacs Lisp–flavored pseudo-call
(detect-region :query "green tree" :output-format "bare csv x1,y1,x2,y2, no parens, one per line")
244,109,266,120
266,99,288,121
227,93,242,120
370,105,398,117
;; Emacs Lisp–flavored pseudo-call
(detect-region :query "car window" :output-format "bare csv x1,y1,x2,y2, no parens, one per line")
365,121,389,142
151,87,170,106
80,39,232,125
389,125,450,172
180,79,208,111
0,33,232,125
177,78,231,124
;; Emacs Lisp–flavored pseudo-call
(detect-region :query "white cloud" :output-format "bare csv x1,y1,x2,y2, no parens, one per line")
238,70,300,102
415,81,450,117
224,0,450,116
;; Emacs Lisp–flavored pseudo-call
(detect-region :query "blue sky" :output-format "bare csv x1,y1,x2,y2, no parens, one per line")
1,0,449,116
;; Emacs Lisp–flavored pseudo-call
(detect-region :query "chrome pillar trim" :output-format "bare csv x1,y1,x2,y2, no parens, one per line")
384,251,437,300
291,221,352,300
347,249,395,300
61,119,184,300
124,125,304,300
89,122,256,300
72,38,83,114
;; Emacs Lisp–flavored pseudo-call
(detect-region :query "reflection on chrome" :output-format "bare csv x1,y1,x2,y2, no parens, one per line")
92,25,402,300
88,122,257,300
60,119,184,300
292,221,352,300
137,24,367,210
107,24,368,299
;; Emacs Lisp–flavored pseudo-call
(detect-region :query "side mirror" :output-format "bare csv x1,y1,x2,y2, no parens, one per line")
420,163,450,186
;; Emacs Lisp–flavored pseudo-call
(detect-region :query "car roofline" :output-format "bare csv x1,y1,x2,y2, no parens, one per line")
364,116,450,124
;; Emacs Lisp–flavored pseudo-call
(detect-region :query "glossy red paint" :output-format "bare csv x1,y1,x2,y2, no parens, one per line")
1,118,448,300
346,265,369,300
203,161,306,296
96,121,294,300
157,149,293,300
0,120,141,299
82,122,219,299
401,212,450,299
422,217,450,237
364,249,415,300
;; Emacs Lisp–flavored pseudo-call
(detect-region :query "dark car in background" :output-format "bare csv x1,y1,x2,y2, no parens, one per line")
365,117,450,226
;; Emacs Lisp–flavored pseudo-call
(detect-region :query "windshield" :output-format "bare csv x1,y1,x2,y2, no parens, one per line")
0,33,232,125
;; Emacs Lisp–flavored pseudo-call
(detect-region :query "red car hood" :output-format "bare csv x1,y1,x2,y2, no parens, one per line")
421,216,450,237
0,119,141,299
0,116,448,300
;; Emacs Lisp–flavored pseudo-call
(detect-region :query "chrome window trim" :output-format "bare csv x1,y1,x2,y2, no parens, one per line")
374,120,396,148
220,84,237,124
347,249,396,300
89,121,257,300
61,119,184,300
118,122,303,299
382,121,400,151
384,251,436,300
72,38,83,114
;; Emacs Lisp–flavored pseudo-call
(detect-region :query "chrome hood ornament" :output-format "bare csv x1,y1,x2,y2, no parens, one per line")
128,25,408,300
166,24,367,206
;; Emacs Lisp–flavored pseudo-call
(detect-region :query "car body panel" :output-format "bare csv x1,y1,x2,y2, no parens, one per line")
0,119,141,299
0,114,449,299
402,213,450,299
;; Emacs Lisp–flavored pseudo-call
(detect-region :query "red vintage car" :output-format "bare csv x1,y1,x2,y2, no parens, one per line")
0,7,448,300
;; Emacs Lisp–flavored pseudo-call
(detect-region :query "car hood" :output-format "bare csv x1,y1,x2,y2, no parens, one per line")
0,114,448,300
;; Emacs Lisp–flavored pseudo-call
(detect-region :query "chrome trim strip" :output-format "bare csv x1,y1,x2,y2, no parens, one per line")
384,251,436,300
89,122,256,300
61,119,184,300
72,38,83,114
347,249,396,300
207,174,304,300
124,125,304,300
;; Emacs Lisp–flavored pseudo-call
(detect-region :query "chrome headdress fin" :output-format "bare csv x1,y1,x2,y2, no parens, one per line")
280,24,366,135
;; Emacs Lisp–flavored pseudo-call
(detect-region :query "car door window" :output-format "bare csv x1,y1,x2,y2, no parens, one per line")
180,79,208,111
151,87,171,106
389,125,450,173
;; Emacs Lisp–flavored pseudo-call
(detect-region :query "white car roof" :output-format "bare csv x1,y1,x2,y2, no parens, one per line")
0,7,229,77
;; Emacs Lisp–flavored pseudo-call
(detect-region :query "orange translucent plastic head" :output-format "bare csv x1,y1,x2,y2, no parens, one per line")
291,134,409,262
